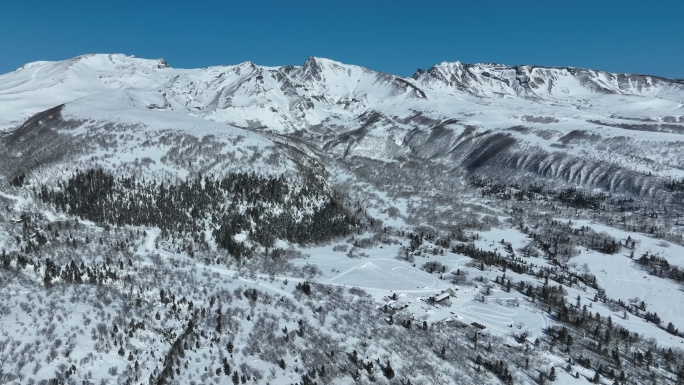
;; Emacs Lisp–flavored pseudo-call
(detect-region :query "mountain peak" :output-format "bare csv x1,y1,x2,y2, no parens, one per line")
231,60,259,75
300,56,333,82
301,56,345,73
303,56,342,67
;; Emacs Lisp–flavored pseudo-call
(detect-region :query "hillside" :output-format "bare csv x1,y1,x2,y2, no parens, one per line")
1,54,684,385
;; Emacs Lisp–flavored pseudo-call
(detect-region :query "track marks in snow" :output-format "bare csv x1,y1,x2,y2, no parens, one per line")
463,305,516,324
328,259,438,291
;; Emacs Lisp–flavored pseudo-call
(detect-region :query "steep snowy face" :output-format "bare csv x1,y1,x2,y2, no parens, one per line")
414,61,684,100
289,57,426,101
179,56,427,130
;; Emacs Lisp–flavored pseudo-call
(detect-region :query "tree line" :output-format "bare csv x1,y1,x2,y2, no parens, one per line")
37,169,359,259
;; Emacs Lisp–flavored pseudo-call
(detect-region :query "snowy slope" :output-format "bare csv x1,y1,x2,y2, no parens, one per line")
414,61,684,100
2,54,684,385
3,53,683,195
2,54,682,134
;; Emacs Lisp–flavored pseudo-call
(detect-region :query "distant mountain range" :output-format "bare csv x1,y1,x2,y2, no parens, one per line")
1,54,684,196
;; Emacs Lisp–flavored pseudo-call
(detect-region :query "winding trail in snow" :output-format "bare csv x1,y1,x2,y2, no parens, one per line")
447,258,471,274
615,259,683,293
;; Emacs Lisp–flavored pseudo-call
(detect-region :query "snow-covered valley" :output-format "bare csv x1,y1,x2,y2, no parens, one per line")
1,54,684,384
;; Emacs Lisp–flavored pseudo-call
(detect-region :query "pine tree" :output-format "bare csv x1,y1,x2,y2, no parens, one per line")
222,357,231,375
383,360,395,379
667,322,676,334
216,305,223,334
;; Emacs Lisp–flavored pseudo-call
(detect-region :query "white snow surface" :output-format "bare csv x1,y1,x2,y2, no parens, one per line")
2,54,684,384
2,53,683,183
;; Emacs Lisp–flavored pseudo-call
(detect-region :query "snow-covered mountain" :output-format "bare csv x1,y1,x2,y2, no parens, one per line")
2,54,682,129
414,61,684,98
2,53,684,194
3,54,684,385
0,54,423,131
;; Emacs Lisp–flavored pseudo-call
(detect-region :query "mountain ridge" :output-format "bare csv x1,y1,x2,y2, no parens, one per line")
2,53,684,198
2,53,682,134
12,53,684,84
4,54,683,109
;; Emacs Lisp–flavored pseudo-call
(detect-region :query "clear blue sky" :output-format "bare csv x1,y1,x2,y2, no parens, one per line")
1,0,682,78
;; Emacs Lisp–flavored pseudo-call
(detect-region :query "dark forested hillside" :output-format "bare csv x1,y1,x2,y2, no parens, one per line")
37,169,359,257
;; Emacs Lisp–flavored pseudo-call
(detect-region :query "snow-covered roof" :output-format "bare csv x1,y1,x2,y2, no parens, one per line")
431,292,451,302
